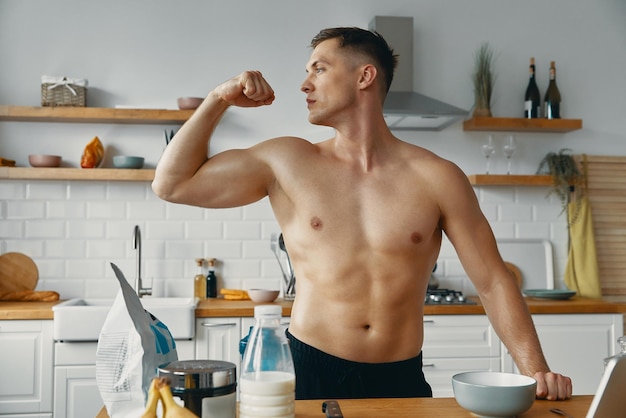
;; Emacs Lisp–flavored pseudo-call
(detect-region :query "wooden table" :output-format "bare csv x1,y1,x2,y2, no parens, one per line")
96,396,593,417
292,396,593,417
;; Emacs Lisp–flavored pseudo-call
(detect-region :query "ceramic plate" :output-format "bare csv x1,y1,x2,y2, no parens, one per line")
523,289,577,300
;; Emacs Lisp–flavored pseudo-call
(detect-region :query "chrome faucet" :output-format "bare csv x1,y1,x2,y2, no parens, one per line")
133,225,151,297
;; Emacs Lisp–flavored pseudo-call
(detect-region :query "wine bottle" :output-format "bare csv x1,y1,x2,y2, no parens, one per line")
206,257,218,298
544,61,561,119
524,57,541,118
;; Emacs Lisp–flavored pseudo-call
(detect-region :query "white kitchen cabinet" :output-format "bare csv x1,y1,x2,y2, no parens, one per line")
501,313,624,395
53,339,194,418
0,320,53,416
195,318,242,366
421,315,500,397
53,342,102,418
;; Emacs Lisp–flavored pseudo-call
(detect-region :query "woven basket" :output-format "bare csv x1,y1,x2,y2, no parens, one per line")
41,77,87,107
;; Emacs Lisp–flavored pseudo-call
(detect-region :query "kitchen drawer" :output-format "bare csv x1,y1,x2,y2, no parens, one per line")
422,315,499,358
55,342,98,366
422,357,501,398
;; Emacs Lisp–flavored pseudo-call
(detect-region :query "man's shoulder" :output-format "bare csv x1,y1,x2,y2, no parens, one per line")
252,136,326,164
396,144,470,190
259,135,319,149
400,142,462,172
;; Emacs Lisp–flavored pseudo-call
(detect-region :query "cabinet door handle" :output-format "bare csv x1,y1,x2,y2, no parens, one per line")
200,322,238,328
423,363,435,368
423,320,435,324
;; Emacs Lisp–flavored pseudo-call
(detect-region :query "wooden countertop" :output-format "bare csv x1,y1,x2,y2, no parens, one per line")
194,296,626,317
0,300,61,319
2,296,626,320
292,395,593,417
96,396,594,418
195,298,294,317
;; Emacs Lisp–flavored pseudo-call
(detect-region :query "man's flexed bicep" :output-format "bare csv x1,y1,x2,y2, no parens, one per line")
176,146,275,209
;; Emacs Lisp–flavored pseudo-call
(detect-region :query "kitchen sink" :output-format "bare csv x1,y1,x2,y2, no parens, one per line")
52,297,197,341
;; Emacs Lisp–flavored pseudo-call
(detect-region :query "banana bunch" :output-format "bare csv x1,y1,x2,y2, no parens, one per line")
220,288,250,300
80,136,104,168
141,377,198,418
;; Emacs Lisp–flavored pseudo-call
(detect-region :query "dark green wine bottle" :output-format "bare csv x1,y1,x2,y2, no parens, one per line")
206,257,218,298
524,57,541,118
544,61,561,119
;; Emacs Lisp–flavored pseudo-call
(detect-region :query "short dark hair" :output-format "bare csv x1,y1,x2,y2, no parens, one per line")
310,27,398,94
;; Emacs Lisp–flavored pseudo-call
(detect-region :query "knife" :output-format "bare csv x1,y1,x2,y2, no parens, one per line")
322,400,343,418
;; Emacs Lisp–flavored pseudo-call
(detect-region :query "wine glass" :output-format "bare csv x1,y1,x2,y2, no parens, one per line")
503,135,517,174
481,135,496,174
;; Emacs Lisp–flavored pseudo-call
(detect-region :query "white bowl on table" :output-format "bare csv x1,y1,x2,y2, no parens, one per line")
452,371,536,417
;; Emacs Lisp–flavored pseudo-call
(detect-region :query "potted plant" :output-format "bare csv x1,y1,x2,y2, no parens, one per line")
536,149,585,219
472,42,495,117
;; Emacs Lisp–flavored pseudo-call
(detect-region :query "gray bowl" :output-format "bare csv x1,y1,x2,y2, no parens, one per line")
452,371,536,417
112,156,144,169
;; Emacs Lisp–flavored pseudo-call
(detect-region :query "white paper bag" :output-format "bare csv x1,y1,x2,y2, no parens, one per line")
96,263,178,418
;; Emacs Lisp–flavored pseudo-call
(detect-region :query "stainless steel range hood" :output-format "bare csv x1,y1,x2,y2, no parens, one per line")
370,16,468,131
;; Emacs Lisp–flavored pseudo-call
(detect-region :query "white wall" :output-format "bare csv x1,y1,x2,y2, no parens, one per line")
1,0,625,298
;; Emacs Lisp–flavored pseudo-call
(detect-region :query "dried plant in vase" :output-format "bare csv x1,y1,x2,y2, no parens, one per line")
472,42,495,117
536,149,585,219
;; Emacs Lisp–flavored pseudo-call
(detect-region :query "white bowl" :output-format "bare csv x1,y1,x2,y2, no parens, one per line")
29,154,62,167
452,371,536,417
247,289,279,303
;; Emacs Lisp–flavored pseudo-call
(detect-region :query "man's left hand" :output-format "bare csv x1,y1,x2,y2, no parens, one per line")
533,371,572,400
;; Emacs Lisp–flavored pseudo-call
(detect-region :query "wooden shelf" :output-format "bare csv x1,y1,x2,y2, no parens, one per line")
0,167,552,185
468,174,552,186
0,167,155,181
463,117,582,133
0,105,194,124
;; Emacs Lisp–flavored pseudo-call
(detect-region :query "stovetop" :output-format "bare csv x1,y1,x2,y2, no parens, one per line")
424,289,476,305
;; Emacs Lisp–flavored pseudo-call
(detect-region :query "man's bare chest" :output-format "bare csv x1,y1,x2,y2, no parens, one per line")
279,172,442,249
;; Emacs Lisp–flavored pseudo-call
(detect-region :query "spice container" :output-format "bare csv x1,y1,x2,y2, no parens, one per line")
158,360,237,418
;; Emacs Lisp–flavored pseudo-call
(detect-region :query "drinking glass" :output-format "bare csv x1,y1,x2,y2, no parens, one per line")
503,135,517,174
481,135,496,174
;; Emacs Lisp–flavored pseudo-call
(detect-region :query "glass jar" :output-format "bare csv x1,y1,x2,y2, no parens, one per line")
158,359,236,418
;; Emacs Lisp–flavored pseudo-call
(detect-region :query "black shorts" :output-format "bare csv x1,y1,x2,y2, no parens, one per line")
286,329,432,400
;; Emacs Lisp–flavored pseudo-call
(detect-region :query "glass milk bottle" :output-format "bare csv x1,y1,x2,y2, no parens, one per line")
239,305,295,418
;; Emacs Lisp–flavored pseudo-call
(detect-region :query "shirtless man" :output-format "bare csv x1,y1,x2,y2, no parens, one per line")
152,27,572,401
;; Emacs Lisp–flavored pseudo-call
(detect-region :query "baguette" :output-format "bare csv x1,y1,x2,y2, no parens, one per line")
0,290,60,302
0,157,16,167
220,289,250,300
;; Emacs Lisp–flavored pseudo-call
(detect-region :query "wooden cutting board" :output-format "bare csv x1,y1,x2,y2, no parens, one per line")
0,252,39,292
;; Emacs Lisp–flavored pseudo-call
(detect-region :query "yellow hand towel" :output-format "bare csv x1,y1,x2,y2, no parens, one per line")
564,196,602,298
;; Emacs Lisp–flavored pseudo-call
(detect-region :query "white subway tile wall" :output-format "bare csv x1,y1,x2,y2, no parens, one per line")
0,180,567,299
